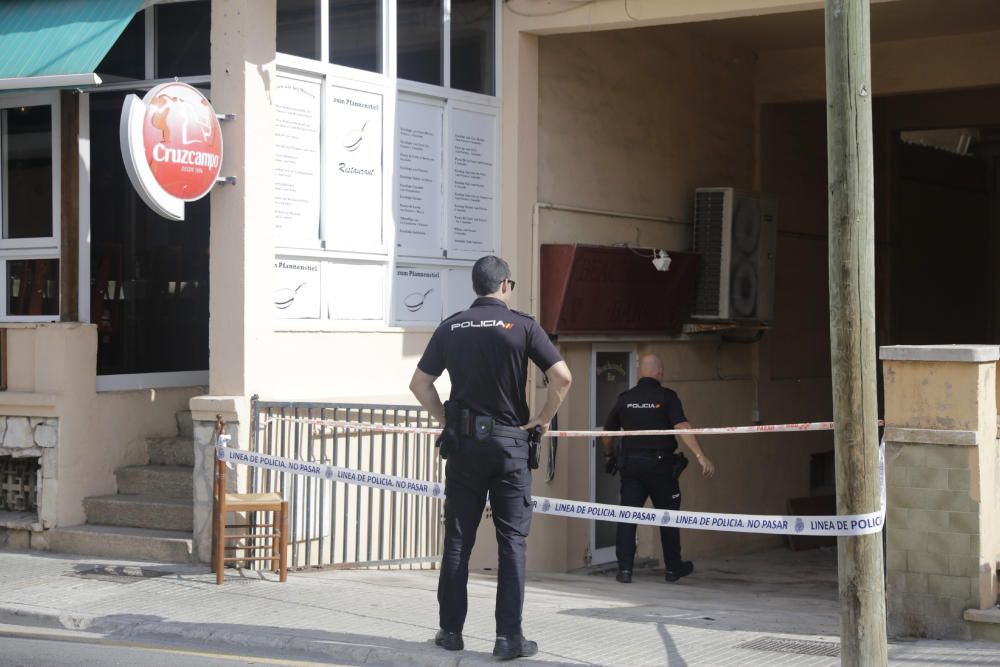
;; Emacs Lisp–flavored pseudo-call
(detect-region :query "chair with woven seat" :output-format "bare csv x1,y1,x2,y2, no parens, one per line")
211,455,288,584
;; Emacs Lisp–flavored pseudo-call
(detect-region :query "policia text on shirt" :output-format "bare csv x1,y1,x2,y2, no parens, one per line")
601,354,716,585
409,256,572,661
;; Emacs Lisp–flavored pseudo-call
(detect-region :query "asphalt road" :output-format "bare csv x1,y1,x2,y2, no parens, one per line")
0,625,361,667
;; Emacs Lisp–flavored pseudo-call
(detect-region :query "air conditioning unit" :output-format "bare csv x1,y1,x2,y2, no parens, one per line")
692,188,776,322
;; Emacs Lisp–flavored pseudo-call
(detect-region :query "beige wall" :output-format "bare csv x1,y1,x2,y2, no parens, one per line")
2,324,197,527
758,29,1000,104
537,26,756,219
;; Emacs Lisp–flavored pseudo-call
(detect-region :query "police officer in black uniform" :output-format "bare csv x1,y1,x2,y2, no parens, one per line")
409,255,572,660
601,353,715,584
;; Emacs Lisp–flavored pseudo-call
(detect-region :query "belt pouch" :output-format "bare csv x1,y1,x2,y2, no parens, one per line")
460,408,471,438
473,415,493,441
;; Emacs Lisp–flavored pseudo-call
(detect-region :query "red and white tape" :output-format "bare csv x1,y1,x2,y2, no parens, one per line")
262,415,882,439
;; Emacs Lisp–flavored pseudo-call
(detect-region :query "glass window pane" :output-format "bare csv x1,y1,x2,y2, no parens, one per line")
89,91,209,375
8,259,58,317
155,1,211,78
397,0,442,86
330,0,381,72
97,10,145,80
450,0,494,95
277,0,320,60
3,106,53,239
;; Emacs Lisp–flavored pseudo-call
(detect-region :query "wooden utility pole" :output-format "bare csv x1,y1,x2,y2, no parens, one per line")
825,0,887,664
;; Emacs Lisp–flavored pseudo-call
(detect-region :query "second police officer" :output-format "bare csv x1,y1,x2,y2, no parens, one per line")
409,255,572,660
601,353,715,584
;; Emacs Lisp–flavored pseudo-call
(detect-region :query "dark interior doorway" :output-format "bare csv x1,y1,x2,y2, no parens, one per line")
760,88,1000,363
893,132,995,344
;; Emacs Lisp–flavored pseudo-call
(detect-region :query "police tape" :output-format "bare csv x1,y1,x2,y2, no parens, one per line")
261,415,884,439
216,438,886,537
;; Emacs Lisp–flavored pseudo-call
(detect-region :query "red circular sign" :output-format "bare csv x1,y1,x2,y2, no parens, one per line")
141,82,223,201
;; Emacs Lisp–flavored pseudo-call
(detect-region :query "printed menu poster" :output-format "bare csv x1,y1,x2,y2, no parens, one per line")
392,266,442,323
396,100,444,254
273,74,322,245
328,85,383,249
273,257,321,319
326,262,384,321
448,109,495,253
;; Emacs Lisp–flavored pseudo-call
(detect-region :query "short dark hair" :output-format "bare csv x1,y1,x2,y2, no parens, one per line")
472,255,511,296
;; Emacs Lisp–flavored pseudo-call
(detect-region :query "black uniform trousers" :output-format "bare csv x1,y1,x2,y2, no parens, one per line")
438,433,533,637
616,452,682,572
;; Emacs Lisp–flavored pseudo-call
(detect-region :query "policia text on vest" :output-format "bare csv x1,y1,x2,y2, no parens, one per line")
408,256,572,660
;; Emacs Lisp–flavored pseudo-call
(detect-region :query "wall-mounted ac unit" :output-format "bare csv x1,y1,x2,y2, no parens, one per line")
692,188,776,322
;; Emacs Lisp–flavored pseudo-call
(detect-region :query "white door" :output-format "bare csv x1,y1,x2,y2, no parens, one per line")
589,346,636,565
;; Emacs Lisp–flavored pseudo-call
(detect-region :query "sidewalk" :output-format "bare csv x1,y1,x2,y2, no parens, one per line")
0,546,998,666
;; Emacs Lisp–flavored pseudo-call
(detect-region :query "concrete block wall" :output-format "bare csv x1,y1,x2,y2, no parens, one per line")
886,439,980,639
881,344,1000,640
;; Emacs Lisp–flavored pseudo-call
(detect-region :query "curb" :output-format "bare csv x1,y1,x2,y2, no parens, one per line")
0,603,577,666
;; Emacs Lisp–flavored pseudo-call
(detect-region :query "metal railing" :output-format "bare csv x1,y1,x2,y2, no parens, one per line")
250,397,444,570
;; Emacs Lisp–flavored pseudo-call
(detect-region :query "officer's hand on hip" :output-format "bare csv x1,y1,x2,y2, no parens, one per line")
521,416,549,434
697,454,716,478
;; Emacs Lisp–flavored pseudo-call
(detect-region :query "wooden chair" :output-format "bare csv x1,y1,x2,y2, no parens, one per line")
211,455,288,584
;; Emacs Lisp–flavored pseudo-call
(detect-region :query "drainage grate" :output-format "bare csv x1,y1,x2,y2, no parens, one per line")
737,636,840,657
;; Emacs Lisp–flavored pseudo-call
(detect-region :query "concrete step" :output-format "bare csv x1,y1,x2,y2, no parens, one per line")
115,465,193,500
147,436,195,467
47,524,193,563
176,410,193,438
83,494,192,532
965,608,1000,642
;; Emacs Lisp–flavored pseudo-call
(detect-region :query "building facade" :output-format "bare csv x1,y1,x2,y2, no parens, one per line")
1,1,1000,638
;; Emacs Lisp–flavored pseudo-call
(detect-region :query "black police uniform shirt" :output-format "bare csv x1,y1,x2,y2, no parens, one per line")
603,377,687,452
417,296,563,427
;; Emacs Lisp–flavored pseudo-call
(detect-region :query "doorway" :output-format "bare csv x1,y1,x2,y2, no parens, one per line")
590,346,635,565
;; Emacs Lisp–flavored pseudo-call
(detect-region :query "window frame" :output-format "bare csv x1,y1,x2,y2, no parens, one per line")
0,92,61,323
273,1,501,331
79,0,212,388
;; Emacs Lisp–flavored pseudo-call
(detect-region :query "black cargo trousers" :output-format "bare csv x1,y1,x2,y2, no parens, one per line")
615,452,682,572
438,433,533,638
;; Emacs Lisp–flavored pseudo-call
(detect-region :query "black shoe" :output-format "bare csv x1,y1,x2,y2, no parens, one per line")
493,634,538,660
615,570,632,584
665,561,694,583
435,630,464,651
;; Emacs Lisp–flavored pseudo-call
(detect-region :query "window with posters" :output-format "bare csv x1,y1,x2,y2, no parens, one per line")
274,0,499,328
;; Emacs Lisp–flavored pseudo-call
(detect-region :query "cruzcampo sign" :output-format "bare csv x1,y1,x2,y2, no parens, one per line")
120,82,223,221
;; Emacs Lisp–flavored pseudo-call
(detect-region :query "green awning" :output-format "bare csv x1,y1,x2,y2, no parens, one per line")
0,0,143,91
